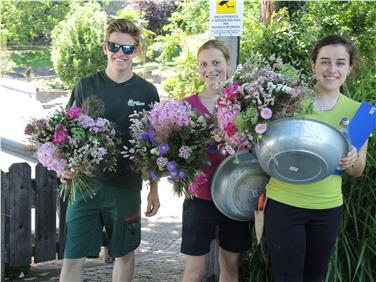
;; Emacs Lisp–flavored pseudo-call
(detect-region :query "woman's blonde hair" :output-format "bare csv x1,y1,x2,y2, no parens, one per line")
197,40,231,62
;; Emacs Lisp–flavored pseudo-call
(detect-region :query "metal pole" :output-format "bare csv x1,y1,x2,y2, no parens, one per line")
217,36,240,74
0,137,37,163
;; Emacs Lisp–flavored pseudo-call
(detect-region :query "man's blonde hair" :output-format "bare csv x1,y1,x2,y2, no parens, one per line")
105,19,141,46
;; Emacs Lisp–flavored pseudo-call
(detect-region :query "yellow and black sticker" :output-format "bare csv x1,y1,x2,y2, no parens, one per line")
216,0,236,14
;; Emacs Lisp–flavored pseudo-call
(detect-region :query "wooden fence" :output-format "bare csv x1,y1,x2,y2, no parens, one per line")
1,162,67,267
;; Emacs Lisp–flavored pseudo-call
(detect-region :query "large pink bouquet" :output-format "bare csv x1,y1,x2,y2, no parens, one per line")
213,54,314,154
122,100,213,197
25,98,121,201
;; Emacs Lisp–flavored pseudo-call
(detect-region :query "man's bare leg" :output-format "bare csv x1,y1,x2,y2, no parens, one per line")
112,251,135,282
60,258,85,282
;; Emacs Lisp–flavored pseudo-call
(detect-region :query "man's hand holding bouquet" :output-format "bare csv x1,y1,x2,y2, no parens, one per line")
122,100,214,198
25,97,121,201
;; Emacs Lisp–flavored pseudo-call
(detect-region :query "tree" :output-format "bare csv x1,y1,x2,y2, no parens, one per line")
50,1,107,89
0,0,70,46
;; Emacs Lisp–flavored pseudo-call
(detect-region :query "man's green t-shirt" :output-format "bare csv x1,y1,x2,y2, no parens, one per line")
266,94,360,209
67,71,159,189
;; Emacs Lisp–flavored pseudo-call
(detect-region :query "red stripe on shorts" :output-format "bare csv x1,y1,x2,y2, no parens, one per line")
125,212,141,223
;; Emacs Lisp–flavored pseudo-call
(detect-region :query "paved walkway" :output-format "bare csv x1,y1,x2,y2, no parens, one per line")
6,179,185,282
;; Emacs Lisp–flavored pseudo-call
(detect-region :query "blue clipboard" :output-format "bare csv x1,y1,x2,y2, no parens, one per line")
334,101,375,175
348,101,376,150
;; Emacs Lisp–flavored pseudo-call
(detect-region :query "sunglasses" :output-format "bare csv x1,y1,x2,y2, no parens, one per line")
106,41,136,55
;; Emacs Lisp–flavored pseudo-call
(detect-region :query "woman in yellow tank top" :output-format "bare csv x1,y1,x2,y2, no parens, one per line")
264,35,368,282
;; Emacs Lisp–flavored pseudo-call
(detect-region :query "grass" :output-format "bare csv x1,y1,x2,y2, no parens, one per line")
9,49,53,69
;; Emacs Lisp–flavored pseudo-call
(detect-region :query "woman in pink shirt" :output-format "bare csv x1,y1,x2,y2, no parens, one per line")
181,40,252,282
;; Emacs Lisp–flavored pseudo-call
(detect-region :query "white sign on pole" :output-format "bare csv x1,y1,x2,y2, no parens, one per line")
209,0,244,37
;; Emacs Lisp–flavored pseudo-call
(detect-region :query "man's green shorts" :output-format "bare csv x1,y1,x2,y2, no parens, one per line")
63,179,141,259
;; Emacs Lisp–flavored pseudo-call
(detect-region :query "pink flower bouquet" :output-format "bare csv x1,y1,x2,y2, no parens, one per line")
25,98,121,201
122,100,214,197
213,54,315,154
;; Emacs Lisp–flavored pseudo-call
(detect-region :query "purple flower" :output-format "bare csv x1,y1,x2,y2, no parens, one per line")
159,143,170,155
170,170,177,177
255,123,268,134
178,146,192,159
66,107,83,119
78,115,95,128
260,107,272,120
166,161,177,172
139,131,149,140
95,118,107,127
207,144,217,153
150,170,157,181
178,169,188,180
149,132,157,145
157,157,168,170
98,147,107,157
36,142,67,173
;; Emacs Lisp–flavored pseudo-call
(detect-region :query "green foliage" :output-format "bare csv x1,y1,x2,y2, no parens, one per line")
149,0,209,64
50,1,107,89
161,37,205,99
235,107,259,133
9,49,53,69
152,0,209,98
0,0,70,45
0,50,14,73
242,7,316,75
164,0,209,34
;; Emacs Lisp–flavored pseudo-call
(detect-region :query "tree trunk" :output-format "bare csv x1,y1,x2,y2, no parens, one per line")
260,0,275,25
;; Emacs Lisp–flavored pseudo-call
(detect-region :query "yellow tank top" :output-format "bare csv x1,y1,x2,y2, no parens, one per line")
266,94,360,209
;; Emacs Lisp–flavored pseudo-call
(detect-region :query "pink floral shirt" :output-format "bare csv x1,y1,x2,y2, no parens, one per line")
185,94,225,201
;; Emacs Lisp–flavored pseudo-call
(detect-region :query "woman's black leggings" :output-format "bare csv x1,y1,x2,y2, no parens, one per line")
264,199,343,282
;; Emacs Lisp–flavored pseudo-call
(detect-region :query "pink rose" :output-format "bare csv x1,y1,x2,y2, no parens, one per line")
66,107,83,119
224,82,240,101
224,124,237,137
53,127,68,143
24,124,32,135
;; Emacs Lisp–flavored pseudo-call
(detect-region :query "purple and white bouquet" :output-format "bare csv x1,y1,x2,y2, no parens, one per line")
213,54,314,154
24,97,121,201
122,100,214,197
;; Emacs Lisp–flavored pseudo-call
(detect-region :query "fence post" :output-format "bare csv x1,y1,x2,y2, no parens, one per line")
8,163,32,267
1,170,8,280
34,164,58,263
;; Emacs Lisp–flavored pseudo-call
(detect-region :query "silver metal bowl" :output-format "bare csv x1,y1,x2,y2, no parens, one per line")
211,151,269,221
254,118,349,184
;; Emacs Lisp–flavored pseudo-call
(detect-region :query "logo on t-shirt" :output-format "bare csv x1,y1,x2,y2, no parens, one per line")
128,99,145,107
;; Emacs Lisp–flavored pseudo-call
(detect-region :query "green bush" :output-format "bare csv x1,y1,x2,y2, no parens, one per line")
0,0,69,46
161,34,206,99
151,0,209,98
0,50,14,74
50,1,107,89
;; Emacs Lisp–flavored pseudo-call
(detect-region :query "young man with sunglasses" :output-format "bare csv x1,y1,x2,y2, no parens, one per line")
59,19,160,282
